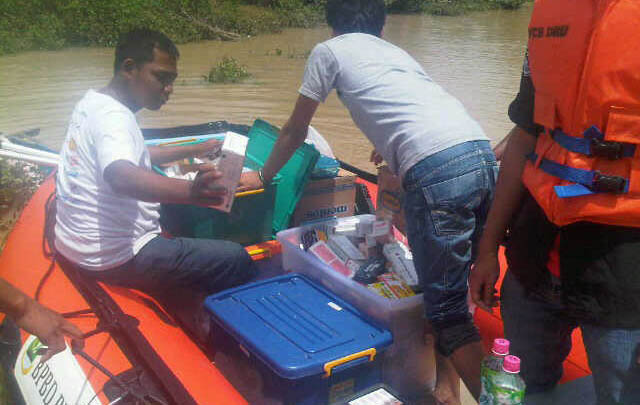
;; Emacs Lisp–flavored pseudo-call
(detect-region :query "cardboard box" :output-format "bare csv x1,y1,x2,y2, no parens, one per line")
292,170,357,226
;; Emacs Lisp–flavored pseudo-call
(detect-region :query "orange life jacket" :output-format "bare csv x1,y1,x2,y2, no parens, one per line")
522,0,640,227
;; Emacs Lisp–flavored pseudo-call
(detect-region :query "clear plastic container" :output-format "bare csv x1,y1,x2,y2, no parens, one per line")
277,215,422,329
276,215,434,398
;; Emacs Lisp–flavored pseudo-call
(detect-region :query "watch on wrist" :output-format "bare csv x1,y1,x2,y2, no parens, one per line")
258,169,269,187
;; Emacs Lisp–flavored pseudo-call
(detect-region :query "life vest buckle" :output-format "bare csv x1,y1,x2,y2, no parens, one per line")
591,171,627,193
590,138,624,160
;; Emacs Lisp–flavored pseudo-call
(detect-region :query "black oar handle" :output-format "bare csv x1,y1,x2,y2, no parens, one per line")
338,159,378,184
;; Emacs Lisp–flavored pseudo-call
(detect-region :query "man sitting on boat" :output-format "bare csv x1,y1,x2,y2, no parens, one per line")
53,28,257,341
242,0,498,403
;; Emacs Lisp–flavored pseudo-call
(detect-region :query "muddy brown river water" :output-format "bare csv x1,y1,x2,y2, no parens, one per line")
0,4,532,173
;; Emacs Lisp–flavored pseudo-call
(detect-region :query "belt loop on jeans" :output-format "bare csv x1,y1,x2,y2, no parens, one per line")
402,161,421,192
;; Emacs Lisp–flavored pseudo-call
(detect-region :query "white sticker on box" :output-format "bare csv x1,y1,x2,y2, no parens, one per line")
332,223,358,236
328,302,343,311
348,387,403,405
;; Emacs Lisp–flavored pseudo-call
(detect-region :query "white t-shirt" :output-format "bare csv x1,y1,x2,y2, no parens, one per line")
55,90,161,271
299,33,488,178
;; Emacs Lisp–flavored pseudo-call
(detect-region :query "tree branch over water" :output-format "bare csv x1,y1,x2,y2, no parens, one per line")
178,8,242,41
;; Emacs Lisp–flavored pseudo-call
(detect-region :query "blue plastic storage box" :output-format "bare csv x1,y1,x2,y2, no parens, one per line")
205,274,393,405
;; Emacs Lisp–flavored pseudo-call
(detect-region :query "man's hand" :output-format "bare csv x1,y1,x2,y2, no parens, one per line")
470,251,501,312
190,165,228,206
237,171,264,193
197,139,223,160
14,299,83,362
370,150,384,166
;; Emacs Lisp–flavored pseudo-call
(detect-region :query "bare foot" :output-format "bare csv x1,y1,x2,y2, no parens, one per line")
424,321,462,404
431,381,462,405
433,338,462,405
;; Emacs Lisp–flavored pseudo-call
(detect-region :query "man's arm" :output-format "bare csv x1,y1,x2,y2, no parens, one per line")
0,279,83,362
148,138,221,166
104,161,227,206
260,95,320,184
238,42,334,189
470,125,537,311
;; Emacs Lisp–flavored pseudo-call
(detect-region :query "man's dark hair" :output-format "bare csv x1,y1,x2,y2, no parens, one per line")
326,0,386,37
114,28,179,73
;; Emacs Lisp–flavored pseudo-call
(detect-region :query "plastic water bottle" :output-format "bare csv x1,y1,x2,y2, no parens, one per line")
479,338,510,404
492,355,526,404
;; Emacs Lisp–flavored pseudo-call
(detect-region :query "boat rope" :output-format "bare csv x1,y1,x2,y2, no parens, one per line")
43,188,57,259
35,189,58,302
69,339,168,405
338,159,378,184
57,259,190,404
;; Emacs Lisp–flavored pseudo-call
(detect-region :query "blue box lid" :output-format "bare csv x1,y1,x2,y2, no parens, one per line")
205,274,392,380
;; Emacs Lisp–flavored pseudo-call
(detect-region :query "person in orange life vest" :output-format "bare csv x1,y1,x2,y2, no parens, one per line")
470,1,640,404
0,278,83,362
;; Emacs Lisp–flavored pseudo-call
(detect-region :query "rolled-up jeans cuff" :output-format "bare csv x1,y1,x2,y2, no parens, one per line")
432,316,481,357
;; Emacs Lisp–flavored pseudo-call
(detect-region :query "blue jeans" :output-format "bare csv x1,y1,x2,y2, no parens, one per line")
403,140,498,356
88,236,257,297
82,236,257,337
501,271,640,405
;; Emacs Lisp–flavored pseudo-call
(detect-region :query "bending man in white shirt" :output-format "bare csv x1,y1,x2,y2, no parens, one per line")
242,1,497,403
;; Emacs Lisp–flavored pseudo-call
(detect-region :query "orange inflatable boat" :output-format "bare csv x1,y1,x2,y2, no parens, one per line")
0,131,591,405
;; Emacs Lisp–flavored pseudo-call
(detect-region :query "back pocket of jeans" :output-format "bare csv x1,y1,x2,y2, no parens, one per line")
422,169,485,235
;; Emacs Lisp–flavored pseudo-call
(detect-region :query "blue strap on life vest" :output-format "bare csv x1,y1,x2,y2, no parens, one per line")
527,153,630,198
551,126,636,159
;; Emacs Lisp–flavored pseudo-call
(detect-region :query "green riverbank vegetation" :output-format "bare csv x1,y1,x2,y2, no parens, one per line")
0,159,46,250
0,131,47,250
390,0,527,15
1,0,528,56
0,0,325,55
204,56,252,83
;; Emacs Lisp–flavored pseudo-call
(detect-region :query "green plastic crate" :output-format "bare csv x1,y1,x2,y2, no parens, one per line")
159,154,280,245
246,119,320,233
155,119,318,244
